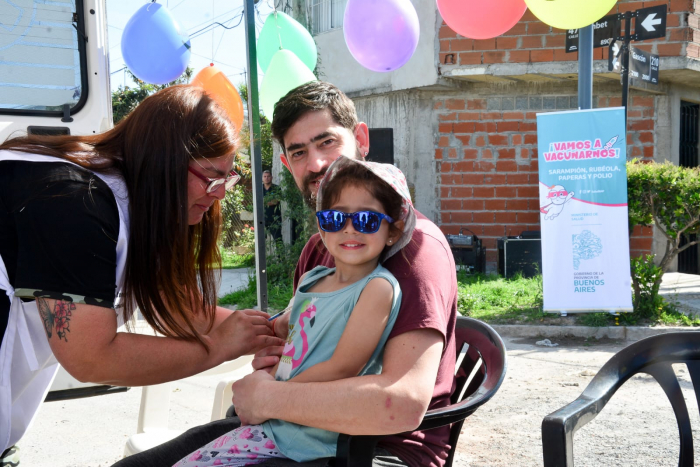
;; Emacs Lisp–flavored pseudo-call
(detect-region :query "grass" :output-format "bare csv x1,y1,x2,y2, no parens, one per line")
457,271,700,327
218,276,294,312
220,248,255,269
457,271,547,324
658,310,700,326
218,267,700,327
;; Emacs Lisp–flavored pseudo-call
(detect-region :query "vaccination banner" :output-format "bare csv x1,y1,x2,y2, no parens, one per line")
537,107,633,314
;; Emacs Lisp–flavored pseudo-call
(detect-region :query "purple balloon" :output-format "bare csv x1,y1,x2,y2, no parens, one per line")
343,0,420,72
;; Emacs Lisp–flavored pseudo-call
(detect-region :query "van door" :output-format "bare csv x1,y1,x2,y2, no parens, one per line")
0,0,126,400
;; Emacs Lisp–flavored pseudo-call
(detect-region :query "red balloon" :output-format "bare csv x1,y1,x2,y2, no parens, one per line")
437,0,527,40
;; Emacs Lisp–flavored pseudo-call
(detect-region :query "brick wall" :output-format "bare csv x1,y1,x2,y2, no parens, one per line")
689,1,700,57
436,92,658,271
629,225,655,257
438,0,696,67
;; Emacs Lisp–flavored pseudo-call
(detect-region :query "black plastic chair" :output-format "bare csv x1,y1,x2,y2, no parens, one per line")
542,331,700,467
334,316,508,467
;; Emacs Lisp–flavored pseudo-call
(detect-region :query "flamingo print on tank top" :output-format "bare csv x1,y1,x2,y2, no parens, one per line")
275,298,317,381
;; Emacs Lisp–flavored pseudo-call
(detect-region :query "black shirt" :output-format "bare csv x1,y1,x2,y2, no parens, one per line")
263,184,281,222
0,160,120,346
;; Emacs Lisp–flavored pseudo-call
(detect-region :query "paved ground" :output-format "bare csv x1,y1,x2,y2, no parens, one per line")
218,268,253,297
17,271,700,466
659,272,700,317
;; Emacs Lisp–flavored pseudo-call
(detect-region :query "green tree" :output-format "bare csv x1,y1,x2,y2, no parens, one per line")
237,83,273,171
627,160,700,307
111,68,193,123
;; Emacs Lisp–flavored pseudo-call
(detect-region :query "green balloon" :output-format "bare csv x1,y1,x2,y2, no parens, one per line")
259,49,317,119
257,11,317,73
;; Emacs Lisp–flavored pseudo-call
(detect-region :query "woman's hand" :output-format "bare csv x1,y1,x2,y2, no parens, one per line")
209,309,283,364
249,309,289,372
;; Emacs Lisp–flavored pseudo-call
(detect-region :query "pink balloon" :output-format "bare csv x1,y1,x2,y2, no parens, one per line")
437,0,527,40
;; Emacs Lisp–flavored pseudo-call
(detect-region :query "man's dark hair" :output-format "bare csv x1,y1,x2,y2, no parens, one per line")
271,81,358,150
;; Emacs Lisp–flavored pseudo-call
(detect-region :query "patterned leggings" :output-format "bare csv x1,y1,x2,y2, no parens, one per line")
173,425,287,467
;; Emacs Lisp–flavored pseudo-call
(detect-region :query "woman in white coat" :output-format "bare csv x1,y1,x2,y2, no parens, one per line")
0,85,281,461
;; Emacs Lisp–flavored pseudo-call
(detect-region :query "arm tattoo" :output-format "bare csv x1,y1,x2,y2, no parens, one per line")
37,298,74,342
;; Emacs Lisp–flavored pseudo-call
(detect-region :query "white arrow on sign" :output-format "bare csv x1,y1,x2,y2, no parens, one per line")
612,42,621,57
610,41,622,72
641,13,662,32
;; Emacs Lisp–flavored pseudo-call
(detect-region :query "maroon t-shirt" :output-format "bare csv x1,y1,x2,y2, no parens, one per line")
293,210,457,467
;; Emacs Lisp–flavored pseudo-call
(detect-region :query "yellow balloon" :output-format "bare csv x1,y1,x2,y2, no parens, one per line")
524,0,617,30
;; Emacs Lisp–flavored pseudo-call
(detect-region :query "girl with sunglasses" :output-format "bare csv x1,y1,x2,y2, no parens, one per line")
174,156,416,466
0,85,281,458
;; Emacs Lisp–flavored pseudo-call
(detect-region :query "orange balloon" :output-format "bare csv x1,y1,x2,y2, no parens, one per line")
191,65,245,134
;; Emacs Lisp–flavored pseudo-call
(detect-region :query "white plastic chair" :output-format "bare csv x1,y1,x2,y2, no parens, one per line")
122,355,254,457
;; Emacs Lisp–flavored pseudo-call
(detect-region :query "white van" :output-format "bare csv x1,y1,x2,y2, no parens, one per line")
0,0,126,401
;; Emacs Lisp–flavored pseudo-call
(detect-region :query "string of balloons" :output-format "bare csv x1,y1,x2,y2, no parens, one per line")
120,0,617,126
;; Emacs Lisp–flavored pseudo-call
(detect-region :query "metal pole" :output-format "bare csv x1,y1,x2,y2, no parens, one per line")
577,25,594,110
243,0,268,311
621,12,632,128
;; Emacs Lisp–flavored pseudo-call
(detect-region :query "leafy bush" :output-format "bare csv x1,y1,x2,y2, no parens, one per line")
233,224,256,250
627,161,700,319
112,68,193,123
630,254,664,319
265,170,315,286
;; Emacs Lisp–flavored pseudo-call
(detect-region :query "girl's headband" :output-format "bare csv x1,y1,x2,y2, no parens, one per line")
316,155,416,261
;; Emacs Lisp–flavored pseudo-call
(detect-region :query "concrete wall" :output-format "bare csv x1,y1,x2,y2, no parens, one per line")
291,0,700,273
301,0,440,95
652,83,700,270
353,89,438,221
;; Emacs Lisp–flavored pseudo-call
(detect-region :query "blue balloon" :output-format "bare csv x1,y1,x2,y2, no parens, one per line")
121,3,191,85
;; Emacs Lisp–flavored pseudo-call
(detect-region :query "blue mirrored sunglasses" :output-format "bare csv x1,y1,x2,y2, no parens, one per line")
316,210,394,234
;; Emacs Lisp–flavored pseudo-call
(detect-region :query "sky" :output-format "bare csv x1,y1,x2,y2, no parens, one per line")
106,0,277,92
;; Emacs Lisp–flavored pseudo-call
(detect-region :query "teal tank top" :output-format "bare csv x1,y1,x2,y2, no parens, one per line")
262,264,401,461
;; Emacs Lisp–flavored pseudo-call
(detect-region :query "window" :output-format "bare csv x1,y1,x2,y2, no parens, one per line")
678,100,700,274
309,0,346,35
0,0,88,115
366,128,394,165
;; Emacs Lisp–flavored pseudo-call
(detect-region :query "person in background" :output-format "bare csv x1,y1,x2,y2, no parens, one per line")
262,170,282,242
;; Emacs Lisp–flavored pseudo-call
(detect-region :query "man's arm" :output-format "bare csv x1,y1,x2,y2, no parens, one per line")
41,298,282,387
232,328,443,435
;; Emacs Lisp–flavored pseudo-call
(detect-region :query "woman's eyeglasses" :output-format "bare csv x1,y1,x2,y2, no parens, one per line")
188,166,241,193
316,209,394,234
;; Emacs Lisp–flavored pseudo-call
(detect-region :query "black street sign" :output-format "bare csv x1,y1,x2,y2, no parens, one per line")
565,14,621,53
629,45,659,85
634,5,667,41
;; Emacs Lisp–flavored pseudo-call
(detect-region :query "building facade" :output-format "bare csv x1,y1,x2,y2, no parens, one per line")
289,0,700,272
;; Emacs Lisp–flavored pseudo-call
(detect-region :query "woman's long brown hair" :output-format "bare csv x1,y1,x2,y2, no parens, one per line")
0,85,238,350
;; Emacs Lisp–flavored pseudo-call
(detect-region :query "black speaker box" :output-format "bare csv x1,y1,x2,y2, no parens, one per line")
447,232,485,273
497,237,542,279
